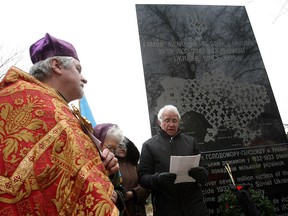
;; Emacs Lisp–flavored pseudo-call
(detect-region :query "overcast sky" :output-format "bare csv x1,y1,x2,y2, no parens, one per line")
1,0,288,150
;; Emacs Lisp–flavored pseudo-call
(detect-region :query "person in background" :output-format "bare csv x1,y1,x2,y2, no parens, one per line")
93,123,124,154
0,33,119,215
93,123,126,214
138,104,209,216
115,136,150,216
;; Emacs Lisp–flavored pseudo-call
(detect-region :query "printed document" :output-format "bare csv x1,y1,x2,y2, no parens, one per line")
169,154,201,183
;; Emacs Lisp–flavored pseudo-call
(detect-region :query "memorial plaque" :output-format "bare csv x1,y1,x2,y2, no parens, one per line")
136,4,288,215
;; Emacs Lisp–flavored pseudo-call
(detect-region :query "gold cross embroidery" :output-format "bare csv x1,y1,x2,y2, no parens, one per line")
70,104,103,159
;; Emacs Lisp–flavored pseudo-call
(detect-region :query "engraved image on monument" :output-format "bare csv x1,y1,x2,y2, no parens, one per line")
136,4,288,215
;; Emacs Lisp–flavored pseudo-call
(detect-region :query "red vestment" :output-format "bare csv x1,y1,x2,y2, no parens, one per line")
0,67,118,216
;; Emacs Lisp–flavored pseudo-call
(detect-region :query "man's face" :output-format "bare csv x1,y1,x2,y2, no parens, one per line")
61,60,87,102
158,110,180,136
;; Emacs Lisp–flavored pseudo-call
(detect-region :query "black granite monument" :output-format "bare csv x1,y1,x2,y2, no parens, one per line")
136,4,288,215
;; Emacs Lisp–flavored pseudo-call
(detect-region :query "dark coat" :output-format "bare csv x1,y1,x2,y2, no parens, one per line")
138,129,209,216
117,137,150,216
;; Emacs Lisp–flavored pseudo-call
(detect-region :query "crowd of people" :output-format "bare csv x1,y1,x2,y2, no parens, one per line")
0,33,209,215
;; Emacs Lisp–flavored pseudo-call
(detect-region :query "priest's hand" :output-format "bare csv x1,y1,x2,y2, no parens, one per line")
102,148,119,175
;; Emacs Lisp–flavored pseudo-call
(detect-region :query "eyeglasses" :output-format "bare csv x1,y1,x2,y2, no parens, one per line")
104,143,117,154
161,118,179,123
117,143,127,150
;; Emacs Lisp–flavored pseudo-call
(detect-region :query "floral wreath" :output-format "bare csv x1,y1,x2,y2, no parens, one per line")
218,164,275,215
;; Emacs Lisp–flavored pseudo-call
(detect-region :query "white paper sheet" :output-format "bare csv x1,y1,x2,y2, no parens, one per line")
169,154,201,183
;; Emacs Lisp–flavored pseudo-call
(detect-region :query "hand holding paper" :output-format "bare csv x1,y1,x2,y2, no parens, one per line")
188,167,208,183
169,154,201,183
157,172,177,186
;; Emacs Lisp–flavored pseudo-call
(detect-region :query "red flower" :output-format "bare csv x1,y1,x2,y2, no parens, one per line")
236,185,243,190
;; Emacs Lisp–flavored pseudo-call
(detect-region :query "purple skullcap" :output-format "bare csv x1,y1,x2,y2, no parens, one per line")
93,123,115,143
29,33,79,64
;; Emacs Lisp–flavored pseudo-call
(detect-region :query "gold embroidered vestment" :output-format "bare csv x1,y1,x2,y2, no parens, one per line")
0,67,118,215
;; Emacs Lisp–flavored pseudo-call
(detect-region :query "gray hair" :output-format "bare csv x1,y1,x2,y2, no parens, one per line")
157,105,181,121
29,56,75,81
106,124,124,144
